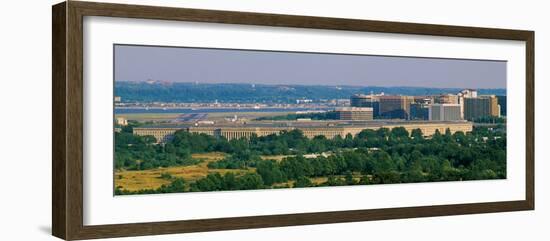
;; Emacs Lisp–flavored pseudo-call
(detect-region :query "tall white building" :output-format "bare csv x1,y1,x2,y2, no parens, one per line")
429,104,462,121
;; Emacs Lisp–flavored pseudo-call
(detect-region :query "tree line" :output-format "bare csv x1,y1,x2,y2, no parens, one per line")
115,81,506,104
115,125,506,194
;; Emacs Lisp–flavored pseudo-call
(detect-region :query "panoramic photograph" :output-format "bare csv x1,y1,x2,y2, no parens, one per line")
113,44,507,195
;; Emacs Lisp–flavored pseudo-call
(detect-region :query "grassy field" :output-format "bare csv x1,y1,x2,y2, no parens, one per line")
115,152,360,192
115,152,252,191
115,153,288,191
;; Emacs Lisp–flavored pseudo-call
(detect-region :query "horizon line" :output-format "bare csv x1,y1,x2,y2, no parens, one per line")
115,80,507,90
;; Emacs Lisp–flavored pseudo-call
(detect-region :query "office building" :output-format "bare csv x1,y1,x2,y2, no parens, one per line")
435,94,459,104
497,95,507,116
378,95,414,119
429,104,462,121
463,95,500,120
350,94,379,117
459,89,478,98
410,103,429,120
335,107,374,121
457,89,479,119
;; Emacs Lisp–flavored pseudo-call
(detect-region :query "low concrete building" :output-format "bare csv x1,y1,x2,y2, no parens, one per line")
133,121,473,143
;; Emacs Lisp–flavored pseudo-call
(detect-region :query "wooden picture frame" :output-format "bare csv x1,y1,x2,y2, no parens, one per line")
52,1,534,240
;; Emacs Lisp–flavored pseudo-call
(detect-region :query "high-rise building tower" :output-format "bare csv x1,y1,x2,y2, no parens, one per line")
378,95,414,119
457,89,479,119
350,94,379,117
463,95,500,120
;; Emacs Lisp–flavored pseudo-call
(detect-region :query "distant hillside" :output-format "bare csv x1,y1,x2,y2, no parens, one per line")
115,81,506,103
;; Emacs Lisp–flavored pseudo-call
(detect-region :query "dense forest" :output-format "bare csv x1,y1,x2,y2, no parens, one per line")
115,125,506,195
115,81,506,104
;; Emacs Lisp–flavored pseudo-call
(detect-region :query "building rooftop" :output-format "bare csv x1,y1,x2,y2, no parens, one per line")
335,107,373,111
135,120,471,129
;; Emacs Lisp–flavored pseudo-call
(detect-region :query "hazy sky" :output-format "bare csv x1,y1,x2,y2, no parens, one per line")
114,44,506,89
